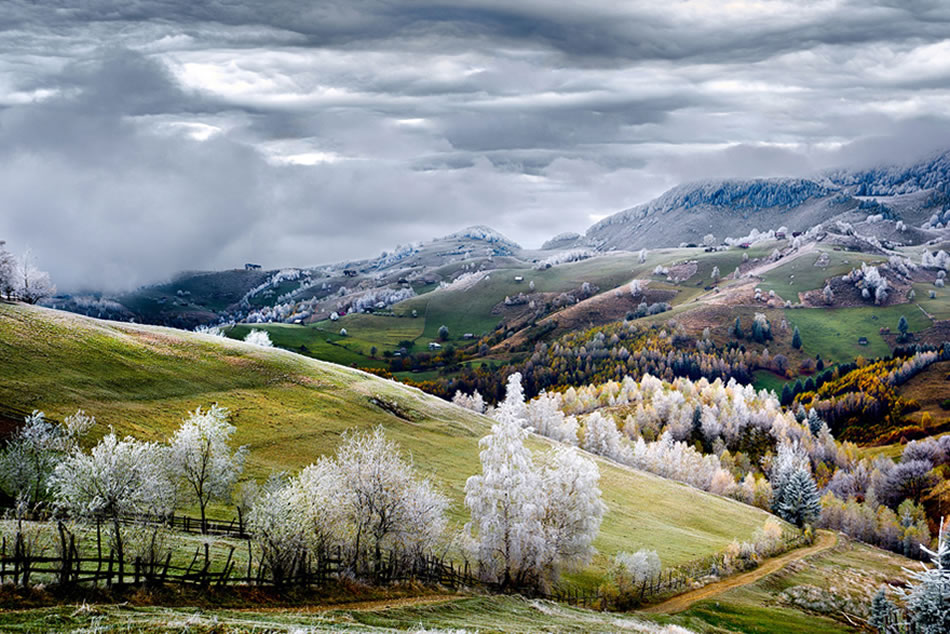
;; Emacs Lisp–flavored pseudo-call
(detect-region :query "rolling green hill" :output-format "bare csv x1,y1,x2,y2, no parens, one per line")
0,301,779,585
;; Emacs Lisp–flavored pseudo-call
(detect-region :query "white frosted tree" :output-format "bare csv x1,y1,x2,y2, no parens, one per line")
901,520,950,634
335,426,448,572
453,390,486,414
775,467,821,527
0,410,93,510
498,372,529,427
537,447,605,581
14,250,55,304
465,406,545,587
526,392,578,445
168,405,248,532
249,482,306,587
582,411,626,461
638,248,648,264
49,433,174,583
286,458,346,558
0,240,15,299
244,329,273,347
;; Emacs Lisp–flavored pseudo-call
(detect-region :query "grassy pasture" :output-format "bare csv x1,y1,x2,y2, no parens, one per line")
785,305,931,364
757,247,884,299
668,538,912,634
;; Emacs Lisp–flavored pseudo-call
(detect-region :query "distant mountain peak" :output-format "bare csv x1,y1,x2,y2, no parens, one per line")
443,225,521,249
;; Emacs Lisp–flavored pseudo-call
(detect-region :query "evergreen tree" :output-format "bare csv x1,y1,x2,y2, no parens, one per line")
776,468,822,528
791,326,802,349
898,315,909,336
691,405,703,441
807,409,823,436
733,316,743,339
816,355,824,371
781,384,793,407
869,586,894,633
903,520,950,634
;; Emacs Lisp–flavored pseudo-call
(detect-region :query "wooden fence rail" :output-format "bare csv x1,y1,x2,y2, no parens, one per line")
0,511,808,610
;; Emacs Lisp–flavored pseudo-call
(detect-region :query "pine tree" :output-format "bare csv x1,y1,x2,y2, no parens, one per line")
902,519,950,634
776,468,822,528
807,409,823,436
792,326,802,349
781,384,793,406
898,315,909,336
869,586,894,633
733,316,743,339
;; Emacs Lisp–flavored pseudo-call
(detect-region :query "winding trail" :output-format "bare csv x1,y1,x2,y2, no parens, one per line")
641,530,839,615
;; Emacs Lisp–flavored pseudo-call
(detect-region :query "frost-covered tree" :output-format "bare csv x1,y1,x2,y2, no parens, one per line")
466,409,603,589
438,324,450,341
0,240,15,299
0,410,93,509
901,520,950,633
465,406,544,587
610,549,661,596
50,433,174,582
168,405,248,531
869,586,896,633
244,329,273,347
536,447,605,580
823,284,834,305
498,372,529,427
711,265,720,282
582,412,626,461
453,390,486,414
638,248,648,264
14,250,55,304
775,468,821,528
526,391,578,445
249,482,305,587
335,427,447,571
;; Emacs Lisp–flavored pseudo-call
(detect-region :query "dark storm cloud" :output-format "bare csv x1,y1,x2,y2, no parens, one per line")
0,1,949,290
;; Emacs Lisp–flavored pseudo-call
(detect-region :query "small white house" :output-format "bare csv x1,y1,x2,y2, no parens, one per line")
514,275,524,282
428,342,442,350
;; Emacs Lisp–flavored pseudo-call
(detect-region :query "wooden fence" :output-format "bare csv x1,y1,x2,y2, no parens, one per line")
0,512,808,609
0,520,481,592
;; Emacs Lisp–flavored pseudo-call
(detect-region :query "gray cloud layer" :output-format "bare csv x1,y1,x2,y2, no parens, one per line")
0,1,949,290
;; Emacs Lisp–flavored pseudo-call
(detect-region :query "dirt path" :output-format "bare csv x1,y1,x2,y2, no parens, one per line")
641,530,838,615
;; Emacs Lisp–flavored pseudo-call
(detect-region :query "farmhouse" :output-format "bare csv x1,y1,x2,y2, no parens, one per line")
244,263,262,270
428,342,442,350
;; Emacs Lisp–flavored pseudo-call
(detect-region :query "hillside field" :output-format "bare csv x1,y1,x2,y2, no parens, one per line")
0,302,780,587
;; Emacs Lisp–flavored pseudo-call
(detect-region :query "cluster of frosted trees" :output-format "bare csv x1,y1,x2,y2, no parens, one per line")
248,427,448,585
534,248,595,269
0,406,246,570
464,374,605,589
844,262,889,304
921,249,949,270
456,373,840,512
0,241,56,304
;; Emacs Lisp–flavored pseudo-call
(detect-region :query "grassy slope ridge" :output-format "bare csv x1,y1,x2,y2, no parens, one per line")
0,302,777,578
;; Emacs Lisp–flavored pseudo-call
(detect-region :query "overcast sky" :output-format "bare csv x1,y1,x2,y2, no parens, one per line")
1,1,950,291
